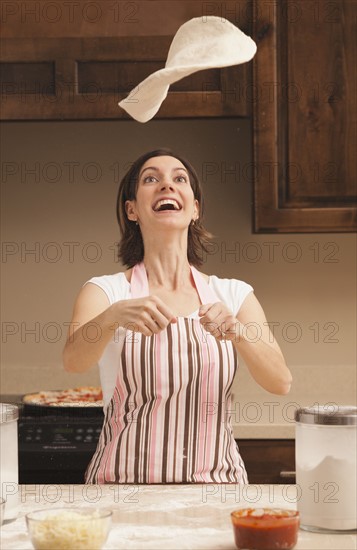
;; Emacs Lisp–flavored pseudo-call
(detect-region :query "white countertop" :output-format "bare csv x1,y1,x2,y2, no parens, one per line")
1,484,356,549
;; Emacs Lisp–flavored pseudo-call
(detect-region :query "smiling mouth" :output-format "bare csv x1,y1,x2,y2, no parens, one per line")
152,199,182,212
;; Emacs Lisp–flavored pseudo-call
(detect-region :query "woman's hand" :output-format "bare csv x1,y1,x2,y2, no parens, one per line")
114,296,177,337
63,283,176,373
199,295,292,395
198,302,237,341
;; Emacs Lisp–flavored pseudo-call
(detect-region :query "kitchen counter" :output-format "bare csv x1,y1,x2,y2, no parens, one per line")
1,485,356,549
233,423,295,439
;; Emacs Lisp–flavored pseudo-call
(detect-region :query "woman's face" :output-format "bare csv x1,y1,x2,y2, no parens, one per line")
125,155,199,232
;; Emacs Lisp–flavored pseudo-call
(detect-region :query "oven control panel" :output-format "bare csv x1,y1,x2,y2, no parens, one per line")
19,416,103,451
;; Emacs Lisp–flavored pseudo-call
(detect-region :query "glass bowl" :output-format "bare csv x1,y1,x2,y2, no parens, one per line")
231,508,299,550
26,507,112,550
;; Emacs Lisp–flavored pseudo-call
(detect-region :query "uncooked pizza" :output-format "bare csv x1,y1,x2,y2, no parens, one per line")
23,386,103,407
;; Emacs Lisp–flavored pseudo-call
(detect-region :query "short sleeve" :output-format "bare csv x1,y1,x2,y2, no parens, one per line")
83,272,130,305
209,275,253,316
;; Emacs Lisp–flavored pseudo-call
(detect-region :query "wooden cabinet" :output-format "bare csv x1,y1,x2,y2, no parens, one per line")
252,0,356,232
0,0,253,120
238,439,295,484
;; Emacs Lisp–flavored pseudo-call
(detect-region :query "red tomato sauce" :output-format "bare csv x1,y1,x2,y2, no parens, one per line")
231,508,299,550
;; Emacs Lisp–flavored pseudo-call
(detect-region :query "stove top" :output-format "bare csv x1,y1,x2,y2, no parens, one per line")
1,394,104,484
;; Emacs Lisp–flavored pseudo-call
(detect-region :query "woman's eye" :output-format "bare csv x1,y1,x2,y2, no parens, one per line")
176,175,187,183
143,176,157,183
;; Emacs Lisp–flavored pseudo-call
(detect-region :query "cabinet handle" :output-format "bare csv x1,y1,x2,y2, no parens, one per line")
279,471,296,479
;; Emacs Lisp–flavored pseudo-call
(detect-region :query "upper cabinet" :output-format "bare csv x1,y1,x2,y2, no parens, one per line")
0,0,253,120
252,0,356,232
1,0,356,232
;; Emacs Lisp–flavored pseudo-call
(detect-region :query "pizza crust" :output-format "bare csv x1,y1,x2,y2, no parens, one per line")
23,386,103,407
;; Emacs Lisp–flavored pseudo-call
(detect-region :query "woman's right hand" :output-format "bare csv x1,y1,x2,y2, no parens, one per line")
114,296,177,337
63,284,177,373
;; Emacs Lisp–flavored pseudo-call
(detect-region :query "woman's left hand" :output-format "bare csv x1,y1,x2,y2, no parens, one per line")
199,293,292,395
198,302,238,341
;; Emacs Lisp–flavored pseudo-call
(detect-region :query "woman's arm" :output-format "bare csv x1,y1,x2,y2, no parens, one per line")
63,283,119,373
198,292,292,395
234,292,292,395
63,283,176,373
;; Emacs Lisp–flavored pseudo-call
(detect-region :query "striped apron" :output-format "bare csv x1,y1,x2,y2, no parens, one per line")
85,262,248,484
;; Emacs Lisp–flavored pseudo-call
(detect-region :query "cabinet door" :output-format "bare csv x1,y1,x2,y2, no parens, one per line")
238,439,295,484
252,0,356,232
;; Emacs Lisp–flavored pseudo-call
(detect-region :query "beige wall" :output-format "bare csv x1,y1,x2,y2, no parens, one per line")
1,119,356,422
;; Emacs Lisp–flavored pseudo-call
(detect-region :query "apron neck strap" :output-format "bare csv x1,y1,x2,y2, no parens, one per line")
131,262,218,304
130,262,149,298
190,265,218,304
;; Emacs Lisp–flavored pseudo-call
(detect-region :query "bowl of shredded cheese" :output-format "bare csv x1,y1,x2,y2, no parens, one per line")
26,508,112,550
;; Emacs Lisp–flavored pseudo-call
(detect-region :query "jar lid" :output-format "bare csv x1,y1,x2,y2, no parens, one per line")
0,403,19,423
295,405,357,426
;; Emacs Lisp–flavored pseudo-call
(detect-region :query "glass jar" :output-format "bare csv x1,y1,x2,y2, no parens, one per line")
0,403,19,520
295,405,357,532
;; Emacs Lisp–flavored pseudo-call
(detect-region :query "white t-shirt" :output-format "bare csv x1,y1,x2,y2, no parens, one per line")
85,272,253,406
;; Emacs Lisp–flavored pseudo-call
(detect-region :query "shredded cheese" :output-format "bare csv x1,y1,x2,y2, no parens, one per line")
28,510,110,550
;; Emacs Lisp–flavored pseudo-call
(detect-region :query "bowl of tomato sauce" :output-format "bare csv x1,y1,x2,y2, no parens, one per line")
231,508,299,550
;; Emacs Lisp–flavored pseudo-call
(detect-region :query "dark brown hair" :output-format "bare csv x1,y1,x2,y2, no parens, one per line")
116,148,213,268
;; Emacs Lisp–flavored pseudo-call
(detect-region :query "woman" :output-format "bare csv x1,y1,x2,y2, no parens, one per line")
63,148,292,484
